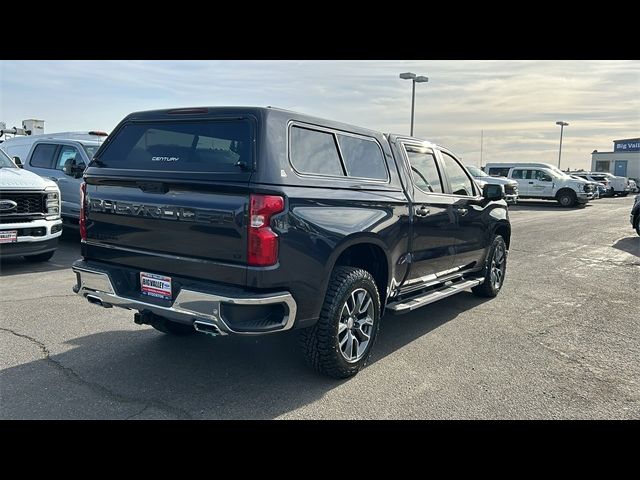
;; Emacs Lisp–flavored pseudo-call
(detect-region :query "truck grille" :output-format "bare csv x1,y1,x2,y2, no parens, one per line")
0,191,47,216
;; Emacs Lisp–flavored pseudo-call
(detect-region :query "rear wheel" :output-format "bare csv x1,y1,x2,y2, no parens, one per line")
300,266,381,379
472,235,507,298
635,215,640,236
557,190,576,207
23,251,55,262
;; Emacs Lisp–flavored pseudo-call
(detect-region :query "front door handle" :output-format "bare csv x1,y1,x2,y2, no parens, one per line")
415,205,430,217
457,208,469,216
528,181,534,184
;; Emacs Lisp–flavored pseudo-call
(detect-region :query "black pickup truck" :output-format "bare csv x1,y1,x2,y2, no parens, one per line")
72,107,511,378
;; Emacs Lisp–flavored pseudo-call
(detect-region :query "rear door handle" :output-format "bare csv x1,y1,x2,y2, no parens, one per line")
457,208,469,216
528,181,534,184
415,205,430,217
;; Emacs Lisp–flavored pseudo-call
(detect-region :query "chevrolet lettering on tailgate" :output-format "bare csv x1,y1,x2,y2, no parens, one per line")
89,199,234,224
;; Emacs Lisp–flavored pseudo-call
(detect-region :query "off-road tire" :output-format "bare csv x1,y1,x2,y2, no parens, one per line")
300,266,381,379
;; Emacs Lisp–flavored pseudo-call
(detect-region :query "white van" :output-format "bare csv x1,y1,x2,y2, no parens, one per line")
1,131,107,162
484,162,595,207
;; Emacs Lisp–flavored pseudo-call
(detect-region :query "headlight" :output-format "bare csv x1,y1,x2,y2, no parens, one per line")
45,187,61,217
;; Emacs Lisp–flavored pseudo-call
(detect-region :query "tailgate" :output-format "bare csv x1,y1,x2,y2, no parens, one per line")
86,182,248,264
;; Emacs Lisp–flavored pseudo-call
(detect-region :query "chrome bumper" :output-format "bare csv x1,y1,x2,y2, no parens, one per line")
72,265,297,335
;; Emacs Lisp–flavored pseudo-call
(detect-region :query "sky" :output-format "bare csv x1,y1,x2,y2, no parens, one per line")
1,60,639,170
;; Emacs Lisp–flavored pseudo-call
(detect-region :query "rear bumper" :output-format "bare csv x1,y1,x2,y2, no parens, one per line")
72,260,297,336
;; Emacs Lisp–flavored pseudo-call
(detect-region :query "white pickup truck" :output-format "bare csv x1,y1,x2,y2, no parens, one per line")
484,162,595,207
0,148,63,261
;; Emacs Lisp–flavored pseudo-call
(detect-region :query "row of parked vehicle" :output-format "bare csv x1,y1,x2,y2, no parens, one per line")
1,125,637,264
470,163,634,207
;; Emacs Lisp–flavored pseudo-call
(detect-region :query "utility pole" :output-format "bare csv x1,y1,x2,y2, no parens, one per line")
480,130,483,167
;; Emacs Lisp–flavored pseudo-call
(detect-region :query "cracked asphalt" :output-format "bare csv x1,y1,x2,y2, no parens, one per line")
1,195,638,419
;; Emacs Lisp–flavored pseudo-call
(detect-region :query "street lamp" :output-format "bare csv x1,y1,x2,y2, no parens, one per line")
400,72,429,136
556,121,569,169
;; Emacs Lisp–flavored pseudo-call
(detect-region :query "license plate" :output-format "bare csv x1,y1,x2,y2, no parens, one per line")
140,272,172,300
0,230,18,244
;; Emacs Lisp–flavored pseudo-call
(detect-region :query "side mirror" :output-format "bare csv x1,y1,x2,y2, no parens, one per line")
483,183,505,201
62,159,75,176
13,156,23,168
63,159,85,178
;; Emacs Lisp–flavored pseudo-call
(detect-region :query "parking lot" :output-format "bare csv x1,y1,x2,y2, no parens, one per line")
1,195,638,419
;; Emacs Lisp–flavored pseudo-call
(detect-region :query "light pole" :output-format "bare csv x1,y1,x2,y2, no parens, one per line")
556,121,569,169
400,72,429,136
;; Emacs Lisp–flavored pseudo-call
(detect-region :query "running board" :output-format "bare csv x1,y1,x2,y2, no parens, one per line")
386,277,484,314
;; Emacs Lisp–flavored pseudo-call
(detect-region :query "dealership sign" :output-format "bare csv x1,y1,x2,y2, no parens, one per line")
614,139,640,152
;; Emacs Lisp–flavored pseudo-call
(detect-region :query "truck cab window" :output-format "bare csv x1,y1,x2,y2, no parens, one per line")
440,151,475,196
56,146,83,170
30,143,57,168
404,147,443,193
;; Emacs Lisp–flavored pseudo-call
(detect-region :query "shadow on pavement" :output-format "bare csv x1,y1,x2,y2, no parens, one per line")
0,292,490,419
612,236,640,258
509,201,590,211
0,233,80,276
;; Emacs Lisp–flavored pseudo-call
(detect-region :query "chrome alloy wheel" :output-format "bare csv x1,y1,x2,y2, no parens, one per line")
490,243,506,290
338,288,375,363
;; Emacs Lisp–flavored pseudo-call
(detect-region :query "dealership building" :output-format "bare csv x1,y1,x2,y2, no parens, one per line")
591,138,640,180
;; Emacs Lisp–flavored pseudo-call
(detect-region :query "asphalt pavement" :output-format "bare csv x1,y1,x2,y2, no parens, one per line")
1,195,638,419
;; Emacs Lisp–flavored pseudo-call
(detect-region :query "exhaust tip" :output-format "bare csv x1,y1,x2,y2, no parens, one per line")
86,294,112,308
193,320,222,336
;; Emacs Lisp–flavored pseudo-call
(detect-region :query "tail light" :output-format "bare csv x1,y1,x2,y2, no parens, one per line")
79,182,87,241
248,194,284,266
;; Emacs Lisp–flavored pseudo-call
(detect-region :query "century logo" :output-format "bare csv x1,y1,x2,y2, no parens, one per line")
0,200,18,211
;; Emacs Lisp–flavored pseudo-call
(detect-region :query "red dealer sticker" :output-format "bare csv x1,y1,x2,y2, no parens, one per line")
140,272,172,300
0,230,18,244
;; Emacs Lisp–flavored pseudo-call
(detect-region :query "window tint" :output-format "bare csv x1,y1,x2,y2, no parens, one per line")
30,143,57,168
441,152,475,196
405,147,443,193
55,146,82,170
290,126,344,176
98,121,252,172
511,169,526,179
488,167,510,177
82,144,100,158
336,134,387,180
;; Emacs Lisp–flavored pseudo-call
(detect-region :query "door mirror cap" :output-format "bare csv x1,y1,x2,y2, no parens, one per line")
63,159,85,178
483,183,505,201
13,156,23,168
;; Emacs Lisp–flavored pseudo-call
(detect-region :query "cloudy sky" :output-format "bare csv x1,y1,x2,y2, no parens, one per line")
1,60,639,170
